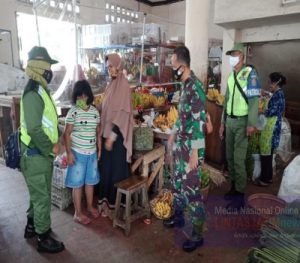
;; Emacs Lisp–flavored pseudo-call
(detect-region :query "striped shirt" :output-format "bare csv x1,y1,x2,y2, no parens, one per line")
66,105,100,154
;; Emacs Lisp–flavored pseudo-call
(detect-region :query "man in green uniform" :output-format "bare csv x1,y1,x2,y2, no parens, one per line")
21,46,65,253
163,46,206,252
219,43,260,210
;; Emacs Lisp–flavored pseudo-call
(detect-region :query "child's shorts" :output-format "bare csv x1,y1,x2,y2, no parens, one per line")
65,150,100,188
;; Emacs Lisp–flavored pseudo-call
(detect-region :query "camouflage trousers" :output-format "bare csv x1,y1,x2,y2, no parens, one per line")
172,138,205,226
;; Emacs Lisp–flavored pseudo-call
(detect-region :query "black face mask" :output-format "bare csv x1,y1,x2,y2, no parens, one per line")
43,70,53,84
173,66,183,81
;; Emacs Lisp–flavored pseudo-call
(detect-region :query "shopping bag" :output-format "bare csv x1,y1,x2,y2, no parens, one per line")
133,126,154,151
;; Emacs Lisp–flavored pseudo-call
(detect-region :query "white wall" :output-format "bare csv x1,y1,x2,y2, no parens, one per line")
0,1,30,67
215,0,300,26
208,0,224,40
151,0,223,42
214,0,300,93
150,1,186,41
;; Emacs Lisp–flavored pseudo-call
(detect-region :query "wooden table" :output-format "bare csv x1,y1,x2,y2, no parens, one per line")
205,100,225,170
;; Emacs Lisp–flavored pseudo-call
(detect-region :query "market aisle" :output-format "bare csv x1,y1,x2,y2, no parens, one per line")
0,164,265,263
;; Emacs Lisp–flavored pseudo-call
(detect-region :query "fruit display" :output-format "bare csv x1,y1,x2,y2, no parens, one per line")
153,106,178,132
215,94,225,105
85,67,99,81
131,89,167,109
207,88,219,100
152,201,171,219
93,93,104,107
150,189,173,220
207,88,225,106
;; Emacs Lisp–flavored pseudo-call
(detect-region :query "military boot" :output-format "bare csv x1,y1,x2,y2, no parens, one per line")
224,183,237,201
182,224,204,252
226,191,245,211
24,217,36,239
163,210,185,228
37,231,65,253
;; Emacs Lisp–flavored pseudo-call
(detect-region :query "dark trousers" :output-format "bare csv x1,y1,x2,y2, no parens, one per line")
260,149,274,183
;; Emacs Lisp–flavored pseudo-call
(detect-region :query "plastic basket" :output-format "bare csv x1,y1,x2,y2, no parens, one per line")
247,194,287,221
51,186,72,210
52,166,67,188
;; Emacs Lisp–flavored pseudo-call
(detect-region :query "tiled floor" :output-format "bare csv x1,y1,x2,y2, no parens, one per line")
0,164,285,263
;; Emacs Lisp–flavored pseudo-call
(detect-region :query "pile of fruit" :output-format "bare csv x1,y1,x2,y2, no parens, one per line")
259,97,269,112
93,94,104,107
153,106,178,132
207,88,225,105
132,91,166,109
150,190,173,219
85,67,98,80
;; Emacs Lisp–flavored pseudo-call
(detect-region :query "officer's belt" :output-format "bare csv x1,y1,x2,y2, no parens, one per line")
26,148,41,156
227,114,248,119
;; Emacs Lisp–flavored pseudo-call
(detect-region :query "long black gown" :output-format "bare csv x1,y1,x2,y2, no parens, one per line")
98,126,130,211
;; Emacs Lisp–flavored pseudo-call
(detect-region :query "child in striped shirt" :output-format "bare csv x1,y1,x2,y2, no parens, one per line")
64,80,101,224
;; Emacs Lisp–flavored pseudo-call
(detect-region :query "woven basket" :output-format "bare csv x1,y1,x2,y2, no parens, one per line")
150,189,173,220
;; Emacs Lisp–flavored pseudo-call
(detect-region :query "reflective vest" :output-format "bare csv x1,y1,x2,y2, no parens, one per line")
226,66,252,116
20,85,58,146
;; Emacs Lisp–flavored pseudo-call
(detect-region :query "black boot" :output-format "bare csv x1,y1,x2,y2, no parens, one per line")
182,224,204,252
224,183,237,200
163,210,185,228
37,231,65,253
226,191,245,211
24,217,36,239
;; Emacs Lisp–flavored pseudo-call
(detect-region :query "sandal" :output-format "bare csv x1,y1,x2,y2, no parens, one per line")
74,215,92,225
88,209,100,219
253,179,270,187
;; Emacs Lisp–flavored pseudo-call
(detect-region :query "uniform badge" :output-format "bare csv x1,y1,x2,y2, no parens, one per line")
239,70,248,81
251,78,257,87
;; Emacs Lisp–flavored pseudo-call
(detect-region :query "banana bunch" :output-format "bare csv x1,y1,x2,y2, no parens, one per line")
141,94,152,108
165,106,178,128
207,88,220,101
153,107,178,132
151,96,166,108
153,201,171,219
132,93,167,109
216,94,225,105
153,114,165,127
93,94,104,106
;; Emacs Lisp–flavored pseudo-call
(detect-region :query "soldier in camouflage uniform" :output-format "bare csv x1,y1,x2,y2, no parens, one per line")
163,46,206,252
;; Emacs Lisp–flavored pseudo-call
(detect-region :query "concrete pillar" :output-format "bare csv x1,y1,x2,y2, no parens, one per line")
220,29,241,94
185,0,210,85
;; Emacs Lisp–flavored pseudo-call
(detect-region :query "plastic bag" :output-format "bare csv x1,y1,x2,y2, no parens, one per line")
278,155,300,203
277,117,293,163
252,154,261,181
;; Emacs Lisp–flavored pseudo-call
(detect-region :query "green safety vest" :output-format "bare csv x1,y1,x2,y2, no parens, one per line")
226,66,252,116
20,85,58,146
